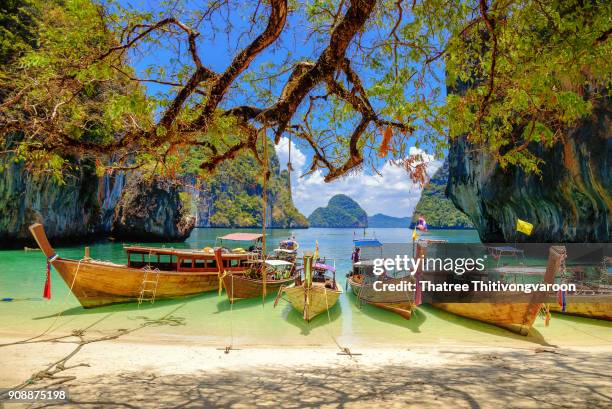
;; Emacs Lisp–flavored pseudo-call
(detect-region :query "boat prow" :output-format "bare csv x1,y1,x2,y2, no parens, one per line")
283,283,342,321
29,223,57,259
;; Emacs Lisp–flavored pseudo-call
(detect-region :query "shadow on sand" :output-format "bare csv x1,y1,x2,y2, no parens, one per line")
55,349,612,408
423,304,558,347
550,312,612,329
32,292,211,320
347,292,426,333
214,290,285,313
276,300,342,336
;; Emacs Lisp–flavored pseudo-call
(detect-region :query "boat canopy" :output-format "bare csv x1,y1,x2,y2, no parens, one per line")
353,238,382,247
314,262,336,272
265,259,293,266
274,248,296,254
218,233,263,241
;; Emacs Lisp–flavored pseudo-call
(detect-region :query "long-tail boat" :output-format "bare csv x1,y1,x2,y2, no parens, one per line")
348,237,414,319
347,262,415,319
29,223,254,308
420,242,567,335
548,257,612,320
278,252,342,321
548,291,612,320
496,259,612,321
216,232,297,302
223,259,296,302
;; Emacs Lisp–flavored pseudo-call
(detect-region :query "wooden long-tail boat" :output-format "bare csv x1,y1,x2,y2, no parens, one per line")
347,261,415,319
278,252,342,321
223,259,296,302
548,292,612,320
549,256,612,320
496,261,612,321
29,223,253,308
422,243,567,335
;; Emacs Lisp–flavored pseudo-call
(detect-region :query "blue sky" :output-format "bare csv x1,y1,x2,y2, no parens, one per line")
111,0,446,217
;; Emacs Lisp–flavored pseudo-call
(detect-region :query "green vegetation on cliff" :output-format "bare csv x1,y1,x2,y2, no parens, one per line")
196,139,307,229
413,161,473,229
308,195,367,228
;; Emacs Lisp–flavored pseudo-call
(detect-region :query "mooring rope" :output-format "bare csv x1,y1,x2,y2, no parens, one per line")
8,258,85,344
323,285,354,357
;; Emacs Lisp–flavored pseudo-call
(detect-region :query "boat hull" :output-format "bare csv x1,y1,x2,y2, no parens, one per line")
348,275,414,319
431,302,540,335
548,295,612,321
422,244,567,335
52,258,221,308
283,284,342,321
222,274,295,302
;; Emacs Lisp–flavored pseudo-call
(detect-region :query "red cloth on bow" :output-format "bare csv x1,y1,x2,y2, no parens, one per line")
43,260,51,299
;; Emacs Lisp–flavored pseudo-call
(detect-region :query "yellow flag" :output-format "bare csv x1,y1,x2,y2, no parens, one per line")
516,219,534,236
412,226,417,241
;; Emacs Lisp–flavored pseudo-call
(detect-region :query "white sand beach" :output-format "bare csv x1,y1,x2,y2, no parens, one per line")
1,333,611,408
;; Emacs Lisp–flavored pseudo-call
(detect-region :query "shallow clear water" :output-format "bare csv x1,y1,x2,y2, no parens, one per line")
1,228,610,348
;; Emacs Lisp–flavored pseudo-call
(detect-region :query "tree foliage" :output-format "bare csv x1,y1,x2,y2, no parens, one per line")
0,0,609,183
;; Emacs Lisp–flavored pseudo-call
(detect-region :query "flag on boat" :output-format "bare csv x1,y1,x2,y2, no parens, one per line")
516,219,534,236
412,226,417,241
314,240,319,262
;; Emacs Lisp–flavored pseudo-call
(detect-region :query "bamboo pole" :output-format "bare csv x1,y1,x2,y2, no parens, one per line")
261,127,268,303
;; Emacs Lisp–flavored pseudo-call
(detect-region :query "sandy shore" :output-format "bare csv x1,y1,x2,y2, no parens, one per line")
1,333,611,409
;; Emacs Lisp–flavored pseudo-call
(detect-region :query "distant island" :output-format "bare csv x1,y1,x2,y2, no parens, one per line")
308,195,367,228
413,160,474,229
367,213,411,228
307,163,475,229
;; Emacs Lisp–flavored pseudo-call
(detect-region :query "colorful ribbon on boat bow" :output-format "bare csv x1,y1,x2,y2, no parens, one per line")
557,289,566,312
43,255,56,300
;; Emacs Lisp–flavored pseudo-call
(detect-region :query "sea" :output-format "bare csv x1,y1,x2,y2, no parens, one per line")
0,228,610,348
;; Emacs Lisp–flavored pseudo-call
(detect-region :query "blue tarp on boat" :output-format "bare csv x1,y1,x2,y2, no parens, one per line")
353,239,382,247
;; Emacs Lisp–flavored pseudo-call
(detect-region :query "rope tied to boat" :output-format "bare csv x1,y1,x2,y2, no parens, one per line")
220,273,239,354
18,257,86,344
323,286,359,358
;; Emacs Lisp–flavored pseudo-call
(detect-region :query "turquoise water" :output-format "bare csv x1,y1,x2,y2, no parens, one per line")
1,228,610,348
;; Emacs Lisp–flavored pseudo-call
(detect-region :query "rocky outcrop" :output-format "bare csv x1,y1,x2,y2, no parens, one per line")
0,142,194,247
308,194,368,228
447,99,611,242
111,175,194,241
0,155,114,247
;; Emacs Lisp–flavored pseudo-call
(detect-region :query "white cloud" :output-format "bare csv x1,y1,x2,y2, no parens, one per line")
276,137,306,172
276,140,442,218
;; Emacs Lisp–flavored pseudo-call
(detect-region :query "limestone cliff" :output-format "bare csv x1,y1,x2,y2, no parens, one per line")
0,140,194,247
0,152,124,247
447,98,611,242
413,160,474,229
190,144,308,229
111,174,195,241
